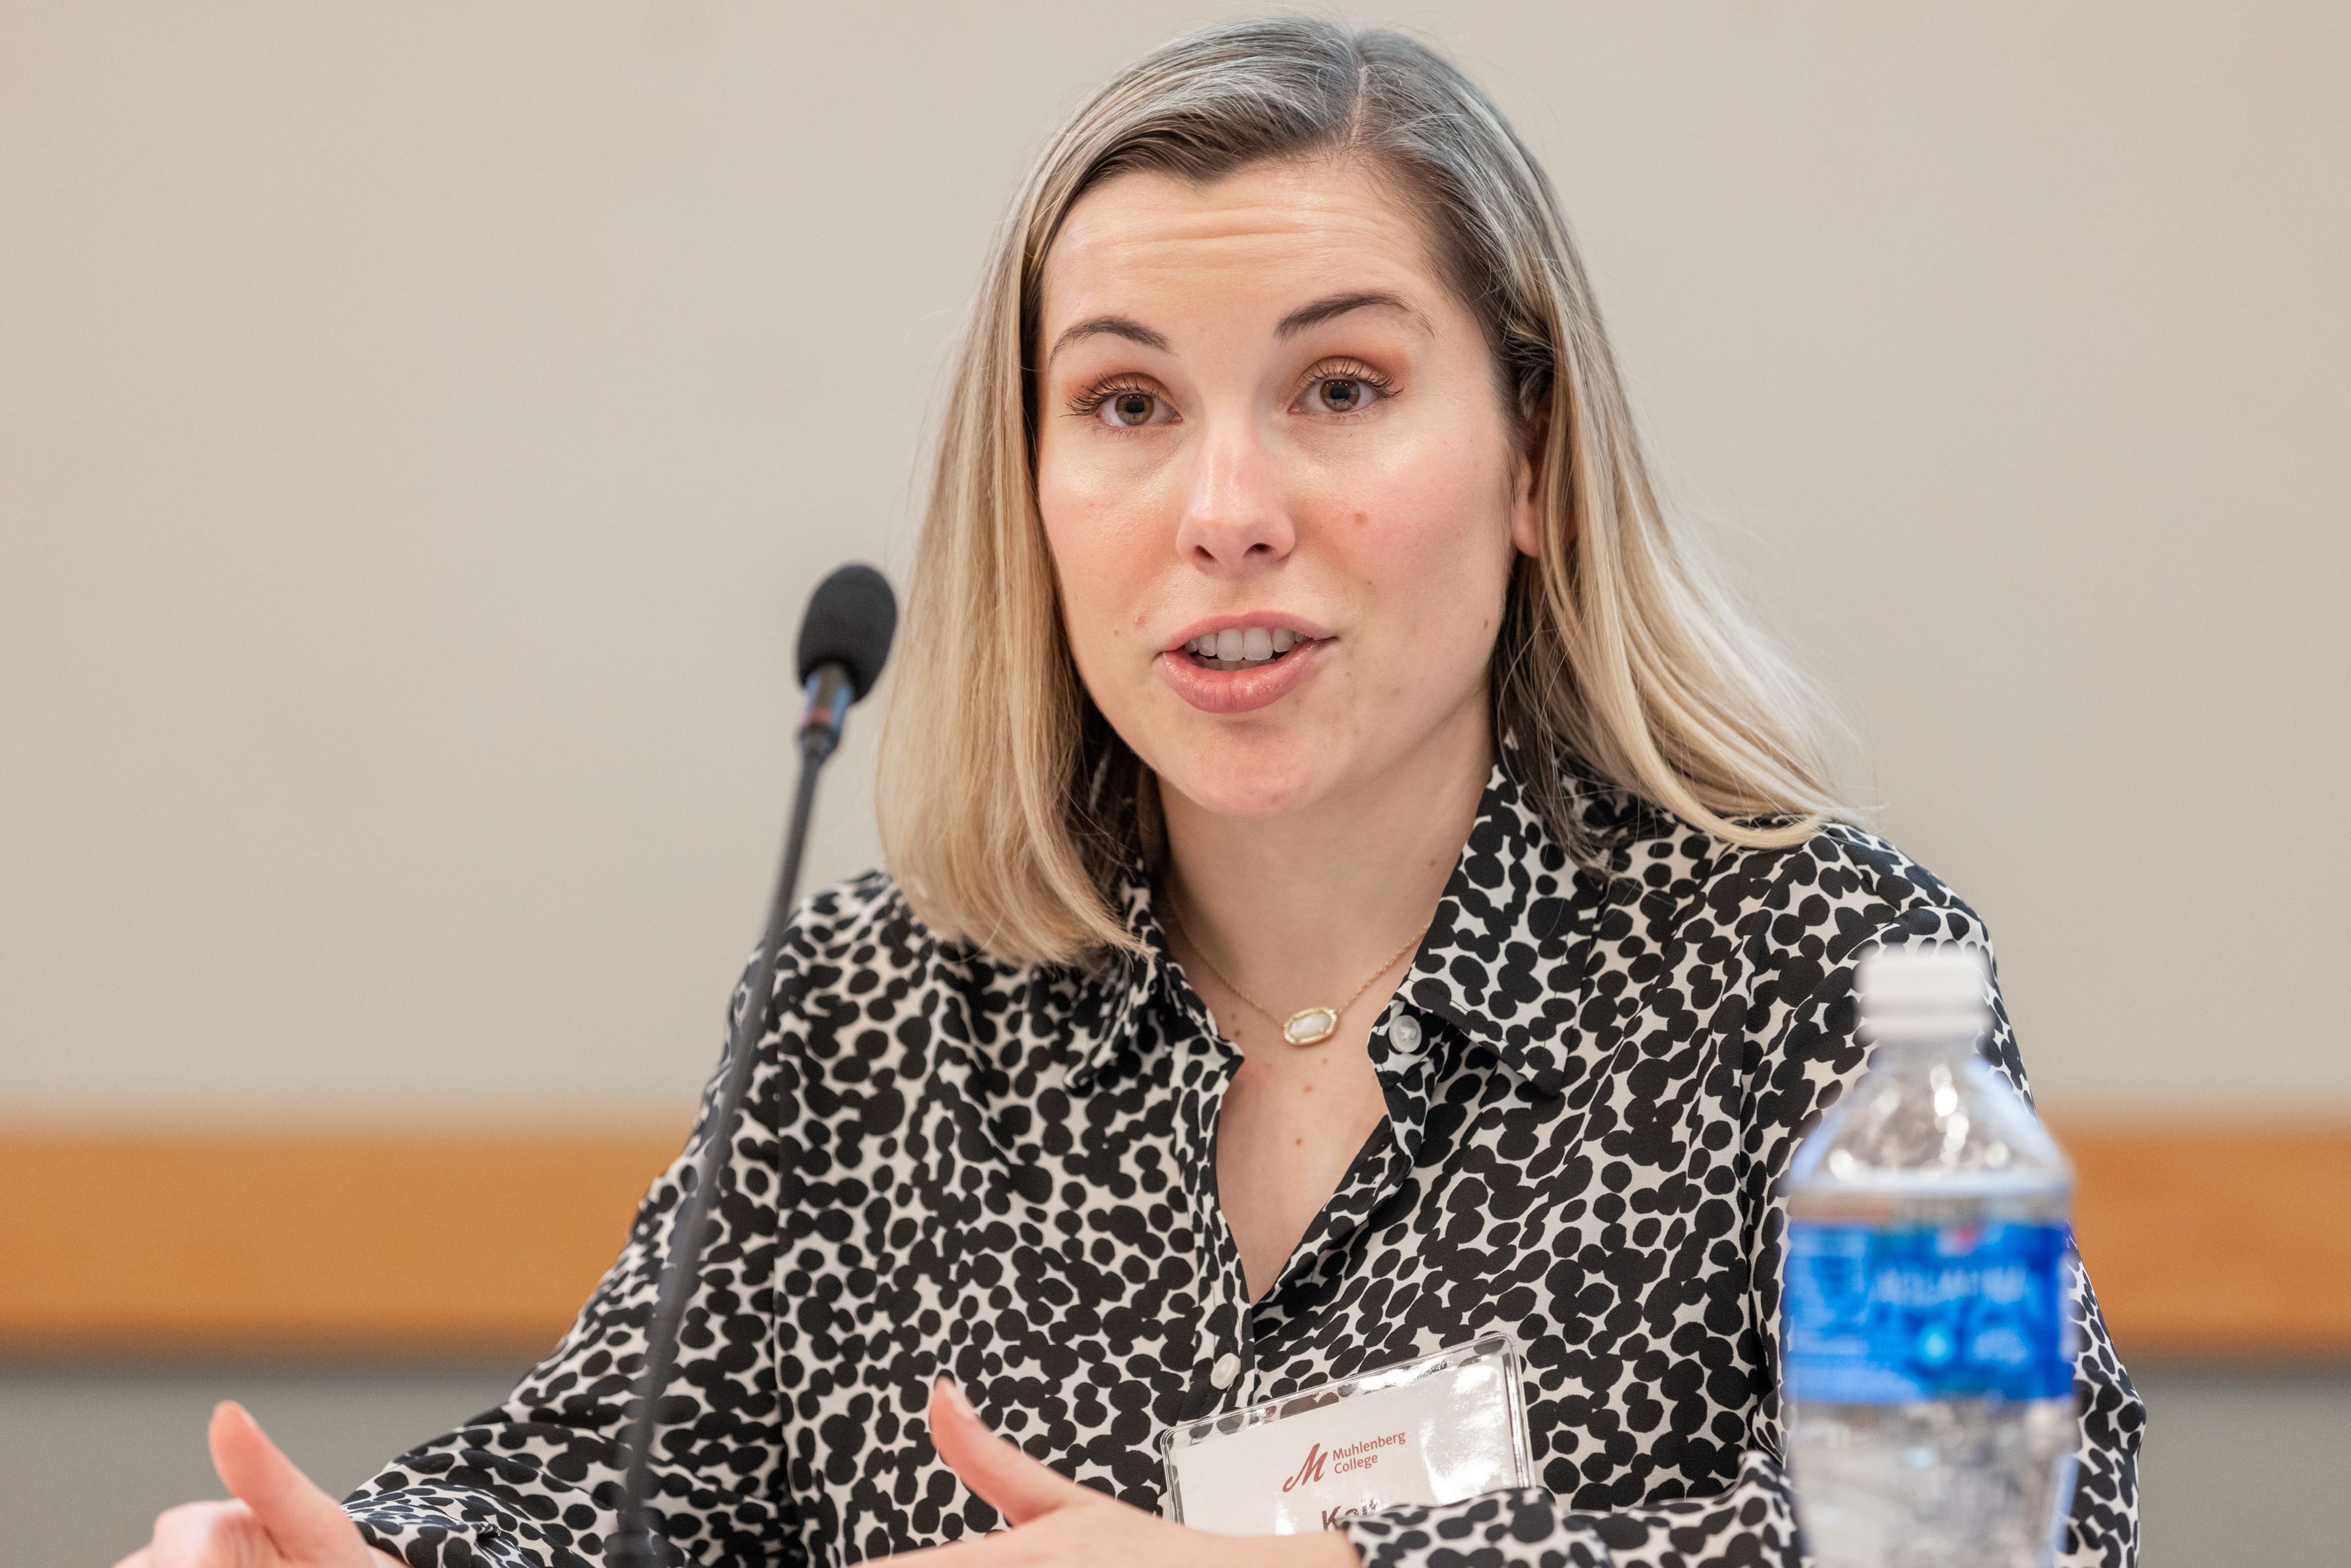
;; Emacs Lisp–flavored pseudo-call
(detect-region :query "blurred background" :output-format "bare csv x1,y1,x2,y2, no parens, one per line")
3,2,2344,1561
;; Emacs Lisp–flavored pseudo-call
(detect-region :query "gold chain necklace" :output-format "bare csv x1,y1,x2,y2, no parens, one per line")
1162,892,1428,1047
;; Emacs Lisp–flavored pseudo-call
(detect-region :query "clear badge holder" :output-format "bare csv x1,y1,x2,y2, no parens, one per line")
1156,1334,1533,1535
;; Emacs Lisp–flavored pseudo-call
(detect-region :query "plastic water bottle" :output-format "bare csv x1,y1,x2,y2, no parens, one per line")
1782,944,2078,1568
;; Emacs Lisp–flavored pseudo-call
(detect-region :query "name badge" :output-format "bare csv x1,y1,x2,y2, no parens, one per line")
1155,1334,1533,1535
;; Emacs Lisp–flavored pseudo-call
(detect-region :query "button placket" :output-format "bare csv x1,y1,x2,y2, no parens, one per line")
1187,1312,1257,1418
1388,1010,1424,1057
1176,1031,1260,1422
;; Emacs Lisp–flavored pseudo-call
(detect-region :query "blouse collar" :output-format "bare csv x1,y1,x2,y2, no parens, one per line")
1066,761,1714,1099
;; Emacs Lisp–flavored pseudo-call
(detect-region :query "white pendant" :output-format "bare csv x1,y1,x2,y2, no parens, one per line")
1282,1007,1339,1046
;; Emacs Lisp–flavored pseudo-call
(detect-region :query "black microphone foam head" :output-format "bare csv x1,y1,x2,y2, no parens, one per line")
796,563,898,701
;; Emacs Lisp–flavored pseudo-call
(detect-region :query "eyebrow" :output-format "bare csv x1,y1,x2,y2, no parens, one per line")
1045,291,1432,366
1047,315,1170,363
1277,291,1429,339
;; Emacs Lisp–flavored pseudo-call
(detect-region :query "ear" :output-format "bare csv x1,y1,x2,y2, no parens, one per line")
1509,394,1552,560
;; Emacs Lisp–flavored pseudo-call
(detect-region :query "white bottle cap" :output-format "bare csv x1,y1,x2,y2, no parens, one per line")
1858,944,1991,1041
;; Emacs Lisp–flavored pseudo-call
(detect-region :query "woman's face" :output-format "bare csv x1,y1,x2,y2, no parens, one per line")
1034,157,1541,825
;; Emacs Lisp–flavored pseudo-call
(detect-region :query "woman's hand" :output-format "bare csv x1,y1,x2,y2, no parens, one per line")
112,1401,382,1568
897,1379,1356,1567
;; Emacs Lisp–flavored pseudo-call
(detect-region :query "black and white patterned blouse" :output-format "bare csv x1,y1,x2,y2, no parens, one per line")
344,767,2142,1567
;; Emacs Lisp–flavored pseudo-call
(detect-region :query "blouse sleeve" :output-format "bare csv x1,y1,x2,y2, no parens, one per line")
1339,912,2145,1568
339,968,805,1568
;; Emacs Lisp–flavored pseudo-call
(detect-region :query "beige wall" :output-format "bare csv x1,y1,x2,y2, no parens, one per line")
3,1,2344,1127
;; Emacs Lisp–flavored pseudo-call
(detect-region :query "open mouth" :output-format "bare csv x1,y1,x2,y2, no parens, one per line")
1179,626,1317,672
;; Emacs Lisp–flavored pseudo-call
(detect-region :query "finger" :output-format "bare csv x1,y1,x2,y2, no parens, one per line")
927,1379,1089,1528
208,1400,364,1560
146,1499,253,1568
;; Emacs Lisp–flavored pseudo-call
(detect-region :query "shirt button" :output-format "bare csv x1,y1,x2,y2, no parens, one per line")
1209,1352,1241,1390
1389,1014,1424,1054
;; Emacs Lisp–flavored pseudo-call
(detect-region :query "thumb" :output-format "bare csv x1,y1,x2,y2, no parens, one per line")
927,1379,1091,1528
208,1401,365,1561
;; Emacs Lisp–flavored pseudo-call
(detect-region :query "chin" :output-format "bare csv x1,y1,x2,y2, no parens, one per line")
1168,778,1321,820
1152,735,1334,820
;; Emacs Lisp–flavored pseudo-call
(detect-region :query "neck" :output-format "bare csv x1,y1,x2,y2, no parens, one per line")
1159,702,1493,1012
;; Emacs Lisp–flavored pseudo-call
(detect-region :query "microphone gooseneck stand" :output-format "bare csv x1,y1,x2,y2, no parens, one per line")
608,567,893,1568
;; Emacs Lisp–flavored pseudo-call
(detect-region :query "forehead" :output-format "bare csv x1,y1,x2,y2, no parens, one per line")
1040,158,1447,322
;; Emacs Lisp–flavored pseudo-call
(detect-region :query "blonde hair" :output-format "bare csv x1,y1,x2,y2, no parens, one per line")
879,18,1844,965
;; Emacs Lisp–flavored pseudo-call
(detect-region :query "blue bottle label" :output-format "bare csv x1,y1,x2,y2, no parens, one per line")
1783,1221,2075,1403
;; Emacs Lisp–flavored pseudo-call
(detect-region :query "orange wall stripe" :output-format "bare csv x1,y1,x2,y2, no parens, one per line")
1,1125,2345,1356
2056,1123,2351,1358
0,1131,680,1354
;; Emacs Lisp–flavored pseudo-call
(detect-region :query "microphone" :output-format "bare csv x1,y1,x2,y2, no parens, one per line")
796,561,897,763
610,564,898,1568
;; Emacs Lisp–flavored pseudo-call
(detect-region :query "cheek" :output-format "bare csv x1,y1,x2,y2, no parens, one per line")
1037,456,1157,670
1040,428,1134,552
1353,434,1520,596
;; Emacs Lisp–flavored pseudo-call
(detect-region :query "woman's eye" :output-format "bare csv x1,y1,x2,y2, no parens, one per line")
1302,376,1382,415
1097,389,1163,428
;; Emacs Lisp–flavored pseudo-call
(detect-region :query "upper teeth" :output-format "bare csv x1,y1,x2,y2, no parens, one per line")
1184,627,1298,661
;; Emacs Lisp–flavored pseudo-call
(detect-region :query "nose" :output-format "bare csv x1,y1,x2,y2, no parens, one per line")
1172,417,1294,575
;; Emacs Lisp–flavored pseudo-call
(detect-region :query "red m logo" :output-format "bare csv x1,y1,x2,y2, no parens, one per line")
1280,1443,1328,1494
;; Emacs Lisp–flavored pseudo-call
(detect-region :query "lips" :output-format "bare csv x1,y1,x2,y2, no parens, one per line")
1157,618,1329,714
1179,624,1303,670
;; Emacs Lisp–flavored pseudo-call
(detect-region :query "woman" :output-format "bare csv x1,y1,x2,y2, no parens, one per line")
123,19,2140,1568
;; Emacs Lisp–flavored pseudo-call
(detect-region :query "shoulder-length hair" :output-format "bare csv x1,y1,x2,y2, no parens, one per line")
878,17,1844,966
